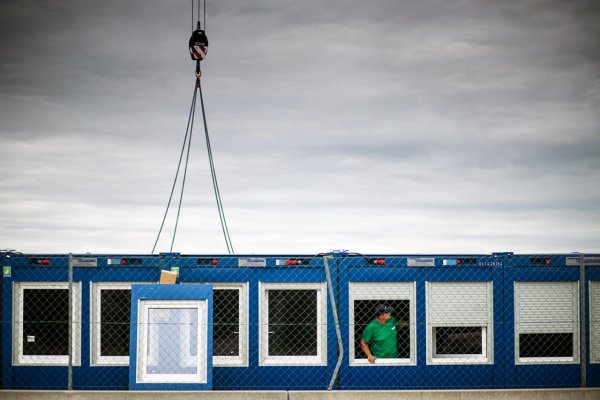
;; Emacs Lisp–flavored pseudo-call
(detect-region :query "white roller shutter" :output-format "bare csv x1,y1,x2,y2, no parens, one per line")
515,281,578,334
350,282,413,300
427,282,492,326
591,281,600,363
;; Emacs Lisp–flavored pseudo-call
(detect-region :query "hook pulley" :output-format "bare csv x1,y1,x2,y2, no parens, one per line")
189,21,208,62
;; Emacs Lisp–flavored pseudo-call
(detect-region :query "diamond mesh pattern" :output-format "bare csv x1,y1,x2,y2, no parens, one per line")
0,252,597,390
100,289,131,357
353,300,410,359
22,288,69,356
268,289,317,356
213,289,240,357
519,333,573,358
434,326,483,355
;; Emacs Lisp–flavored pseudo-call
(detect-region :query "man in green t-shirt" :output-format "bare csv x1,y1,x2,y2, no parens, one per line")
360,304,408,363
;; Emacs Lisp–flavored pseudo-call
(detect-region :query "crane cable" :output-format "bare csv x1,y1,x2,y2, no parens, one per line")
152,0,234,254
199,80,234,254
151,85,197,254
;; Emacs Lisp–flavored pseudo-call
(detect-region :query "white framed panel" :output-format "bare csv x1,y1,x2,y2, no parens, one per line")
258,282,327,366
185,282,249,367
348,282,416,366
136,300,208,384
514,281,579,364
90,282,140,366
426,281,494,365
12,282,82,366
210,283,249,367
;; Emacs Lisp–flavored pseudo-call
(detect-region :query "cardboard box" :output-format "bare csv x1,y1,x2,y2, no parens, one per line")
159,269,177,284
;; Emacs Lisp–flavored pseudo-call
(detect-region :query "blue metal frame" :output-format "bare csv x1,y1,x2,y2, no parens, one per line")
1,253,161,390
586,265,600,387
2,251,599,391
503,255,581,388
128,283,213,391
179,255,336,390
337,254,504,390
0,253,336,390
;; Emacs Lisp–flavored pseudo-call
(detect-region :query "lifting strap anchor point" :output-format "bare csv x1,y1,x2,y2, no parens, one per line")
195,61,202,79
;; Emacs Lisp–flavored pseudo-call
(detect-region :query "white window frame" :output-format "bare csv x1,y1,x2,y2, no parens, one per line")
90,282,146,366
348,282,416,366
431,326,488,360
136,300,208,384
514,281,579,365
259,282,327,366
426,281,494,365
12,282,82,366
591,281,600,364
210,283,249,367
185,282,249,367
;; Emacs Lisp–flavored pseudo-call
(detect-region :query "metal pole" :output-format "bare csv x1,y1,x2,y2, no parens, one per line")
67,254,73,391
580,254,587,387
323,255,343,390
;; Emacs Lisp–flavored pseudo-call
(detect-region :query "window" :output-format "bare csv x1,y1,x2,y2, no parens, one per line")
591,281,600,364
13,282,81,366
212,283,249,367
91,282,135,366
426,281,493,364
186,282,249,367
515,281,579,364
433,326,483,355
349,282,416,366
136,300,207,384
259,282,327,366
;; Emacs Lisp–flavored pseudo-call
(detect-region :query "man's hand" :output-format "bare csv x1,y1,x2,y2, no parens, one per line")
360,339,376,363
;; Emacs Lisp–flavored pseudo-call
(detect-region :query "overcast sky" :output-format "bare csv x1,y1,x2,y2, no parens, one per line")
1,0,599,255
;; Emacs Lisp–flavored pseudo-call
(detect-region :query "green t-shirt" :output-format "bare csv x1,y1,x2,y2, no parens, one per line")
361,317,398,358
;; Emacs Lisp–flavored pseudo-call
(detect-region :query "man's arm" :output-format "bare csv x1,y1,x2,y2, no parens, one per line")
397,319,410,328
360,339,376,363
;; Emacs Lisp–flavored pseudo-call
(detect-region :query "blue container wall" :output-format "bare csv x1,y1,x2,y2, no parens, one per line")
2,252,599,391
74,262,161,390
1,253,335,390
0,254,4,389
177,255,336,390
3,255,63,389
337,255,504,390
2,254,162,390
586,266,600,387
503,256,581,388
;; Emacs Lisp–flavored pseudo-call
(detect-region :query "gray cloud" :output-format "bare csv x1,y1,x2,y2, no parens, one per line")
1,0,599,254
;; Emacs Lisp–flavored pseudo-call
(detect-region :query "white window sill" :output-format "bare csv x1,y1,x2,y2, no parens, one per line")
14,355,81,366
428,356,490,365
517,356,578,365
260,356,326,366
351,358,415,366
138,373,205,384
91,356,129,367
214,356,247,367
